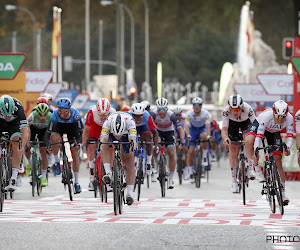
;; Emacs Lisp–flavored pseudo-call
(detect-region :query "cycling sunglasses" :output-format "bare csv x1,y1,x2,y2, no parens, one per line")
157,108,167,112
274,114,287,119
193,104,202,107
231,108,241,112
133,114,143,118
58,108,69,113
98,112,109,116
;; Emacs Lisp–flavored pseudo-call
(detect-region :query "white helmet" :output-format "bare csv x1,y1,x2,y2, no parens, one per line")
97,98,110,113
131,103,145,115
192,97,203,105
173,107,182,114
272,100,288,116
41,93,53,102
228,94,243,109
141,100,150,110
156,98,168,108
111,113,126,136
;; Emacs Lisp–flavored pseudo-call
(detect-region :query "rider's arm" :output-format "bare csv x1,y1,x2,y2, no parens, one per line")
82,126,91,147
286,114,294,150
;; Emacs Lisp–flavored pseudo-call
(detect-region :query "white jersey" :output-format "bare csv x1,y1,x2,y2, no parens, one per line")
254,108,294,149
152,109,180,132
101,112,137,137
185,109,210,128
222,102,256,127
295,109,300,133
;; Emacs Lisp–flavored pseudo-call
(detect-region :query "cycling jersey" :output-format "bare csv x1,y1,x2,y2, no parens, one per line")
27,111,51,130
101,112,137,137
185,109,210,128
295,109,300,133
250,109,294,150
151,110,181,132
222,102,255,127
128,110,156,136
0,98,27,139
85,106,116,127
47,107,83,143
174,113,186,137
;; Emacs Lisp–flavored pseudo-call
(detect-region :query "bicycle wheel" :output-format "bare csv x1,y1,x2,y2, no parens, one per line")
36,159,42,196
266,167,276,213
159,156,166,197
113,158,119,215
274,164,284,215
31,152,37,197
63,157,73,201
177,150,183,185
0,157,5,212
241,158,246,205
118,169,124,215
206,154,210,184
195,152,202,188
100,161,107,203
137,156,143,201
94,159,99,198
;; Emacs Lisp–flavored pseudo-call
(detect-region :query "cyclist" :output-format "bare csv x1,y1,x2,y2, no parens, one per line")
100,112,137,205
151,98,185,189
173,106,189,180
245,100,293,204
82,98,115,191
295,109,300,166
0,95,29,191
185,97,211,182
129,103,159,179
222,94,256,193
25,103,51,187
210,118,220,162
33,96,55,113
47,97,84,194
41,93,56,111
120,105,130,112
141,100,151,113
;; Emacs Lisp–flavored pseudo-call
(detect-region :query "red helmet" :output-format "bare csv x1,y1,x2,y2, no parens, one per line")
96,98,110,113
37,97,48,104
120,105,130,112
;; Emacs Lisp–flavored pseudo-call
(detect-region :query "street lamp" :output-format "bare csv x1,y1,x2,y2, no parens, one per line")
100,0,135,97
143,0,149,86
5,4,38,69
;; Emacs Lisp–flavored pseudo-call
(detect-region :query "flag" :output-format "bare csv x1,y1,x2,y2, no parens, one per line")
52,7,61,58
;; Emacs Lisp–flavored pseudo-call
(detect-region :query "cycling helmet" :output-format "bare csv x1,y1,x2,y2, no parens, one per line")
37,97,48,104
36,103,49,115
41,93,53,102
141,100,150,111
120,105,130,112
57,98,71,108
96,98,110,113
111,113,126,136
272,100,288,116
131,103,145,115
192,97,203,105
173,107,182,114
228,94,243,109
0,95,15,116
156,98,168,108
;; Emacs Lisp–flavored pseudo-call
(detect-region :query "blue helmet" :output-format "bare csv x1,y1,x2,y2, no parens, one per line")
57,98,71,108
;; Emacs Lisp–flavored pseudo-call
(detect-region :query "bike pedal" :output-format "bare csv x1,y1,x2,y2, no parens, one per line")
283,200,289,206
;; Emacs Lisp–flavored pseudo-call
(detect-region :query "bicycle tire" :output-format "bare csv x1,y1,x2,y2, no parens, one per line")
31,152,37,197
0,157,5,212
118,169,124,215
37,159,42,196
147,174,150,188
177,151,183,185
267,167,276,214
159,156,166,197
100,161,107,203
113,158,119,215
241,159,246,205
137,156,143,201
63,157,73,201
195,152,202,188
94,159,99,198
274,164,284,215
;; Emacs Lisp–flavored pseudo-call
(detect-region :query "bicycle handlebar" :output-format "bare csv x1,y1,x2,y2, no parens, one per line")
255,142,287,157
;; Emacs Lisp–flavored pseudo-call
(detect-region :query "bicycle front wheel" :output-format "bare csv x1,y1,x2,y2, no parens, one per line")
31,152,37,197
0,157,5,212
113,159,119,215
137,157,143,201
274,164,284,215
63,157,73,201
195,153,202,188
241,159,246,205
177,151,183,185
159,156,166,197
36,159,42,196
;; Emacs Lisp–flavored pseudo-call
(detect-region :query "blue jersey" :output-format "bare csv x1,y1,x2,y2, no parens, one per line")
48,107,83,133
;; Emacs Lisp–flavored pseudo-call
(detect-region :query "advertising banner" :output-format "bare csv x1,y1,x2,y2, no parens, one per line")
25,92,40,116
257,73,293,95
72,94,89,110
41,82,63,101
24,70,53,92
234,84,280,102
80,100,97,112
54,89,79,104
0,53,27,80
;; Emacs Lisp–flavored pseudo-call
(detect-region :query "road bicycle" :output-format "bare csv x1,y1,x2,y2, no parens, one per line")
255,141,287,215
49,136,77,201
134,139,153,201
176,140,185,185
189,139,211,188
99,140,134,215
29,134,43,197
86,139,107,203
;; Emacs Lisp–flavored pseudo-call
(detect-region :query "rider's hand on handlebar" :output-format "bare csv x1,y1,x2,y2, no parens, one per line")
223,137,230,146
284,147,291,156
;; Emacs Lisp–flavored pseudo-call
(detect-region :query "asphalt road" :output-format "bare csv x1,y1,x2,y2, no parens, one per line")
1,157,300,250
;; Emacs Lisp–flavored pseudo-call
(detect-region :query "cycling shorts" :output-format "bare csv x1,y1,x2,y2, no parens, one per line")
110,134,137,154
0,117,22,140
51,122,82,143
157,130,175,148
228,119,251,141
30,126,47,147
89,122,102,140
136,124,152,137
189,125,206,146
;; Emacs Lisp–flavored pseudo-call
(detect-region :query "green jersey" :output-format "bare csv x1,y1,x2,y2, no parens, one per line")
27,110,51,129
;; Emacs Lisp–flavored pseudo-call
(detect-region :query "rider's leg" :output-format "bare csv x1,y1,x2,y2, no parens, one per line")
40,147,48,178
167,146,176,181
70,146,80,184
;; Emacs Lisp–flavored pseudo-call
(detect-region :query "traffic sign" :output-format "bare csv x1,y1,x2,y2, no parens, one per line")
0,53,27,80
291,57,300,75
257,73,293,95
